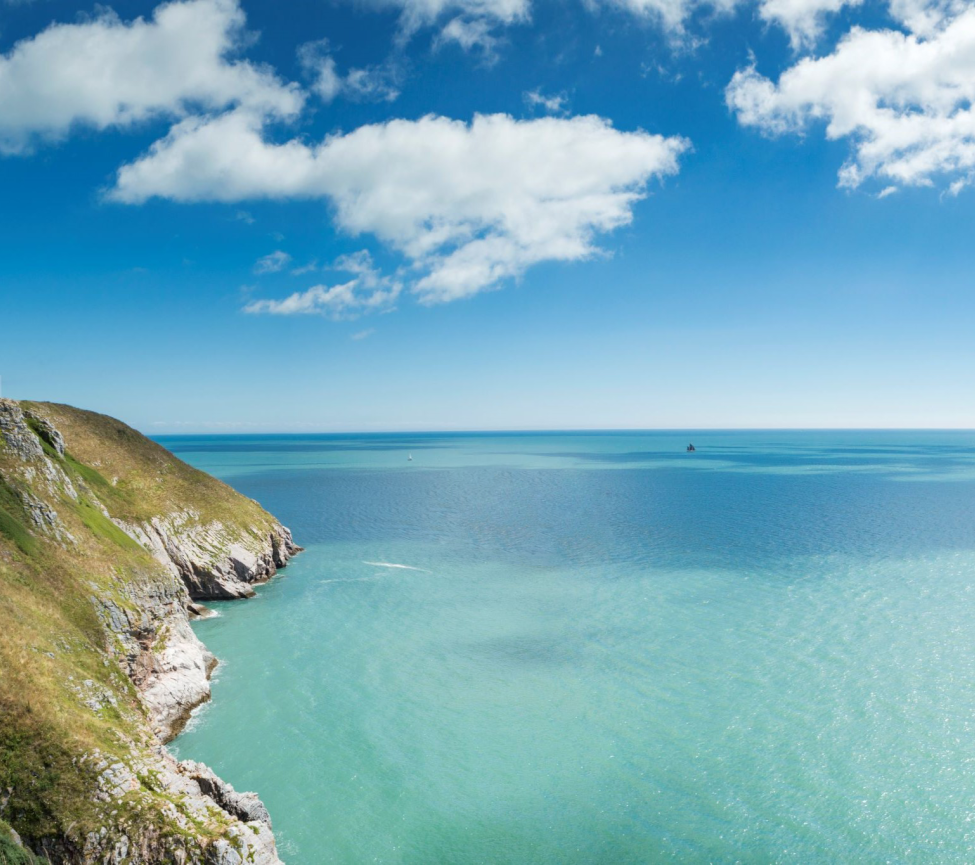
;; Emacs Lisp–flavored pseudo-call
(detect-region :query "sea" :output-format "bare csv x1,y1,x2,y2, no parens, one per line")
161,430,975,863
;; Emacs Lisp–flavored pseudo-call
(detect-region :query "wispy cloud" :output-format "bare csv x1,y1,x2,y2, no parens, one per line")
244,251,401,318
253,250,292,274
351,328,376,340
290,260,319,275
523,88,568,115
299,39,402,103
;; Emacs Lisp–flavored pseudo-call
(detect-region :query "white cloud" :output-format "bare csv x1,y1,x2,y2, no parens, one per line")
0,0,302,153
754,0,958,51
245,251,401,317
727,9,975,191
253,250,292,274
361,0,530,53
299,39,401,103
523,88,568,114
597,0,704,35
351,328,377,340
887,0,970,36
757,0,864,49
377,0,530,30
111,111,687,303
435,16,504,52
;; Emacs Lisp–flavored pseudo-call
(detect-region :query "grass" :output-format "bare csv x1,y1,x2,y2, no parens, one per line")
0,820,48,864
0,479,36,556
21,401,275,532
72,497,143,552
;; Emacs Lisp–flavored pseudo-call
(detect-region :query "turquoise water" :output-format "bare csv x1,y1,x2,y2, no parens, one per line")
164,431,975,863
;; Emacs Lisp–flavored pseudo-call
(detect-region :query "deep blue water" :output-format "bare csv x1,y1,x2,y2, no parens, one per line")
162,431,975,863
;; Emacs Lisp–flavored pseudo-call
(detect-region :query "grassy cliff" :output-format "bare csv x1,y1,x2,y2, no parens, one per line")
0,400,297,864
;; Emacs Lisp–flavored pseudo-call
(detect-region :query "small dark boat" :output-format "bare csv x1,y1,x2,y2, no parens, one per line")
686,443,696,452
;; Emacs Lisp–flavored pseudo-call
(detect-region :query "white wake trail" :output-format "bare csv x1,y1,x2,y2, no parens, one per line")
363,561,430,573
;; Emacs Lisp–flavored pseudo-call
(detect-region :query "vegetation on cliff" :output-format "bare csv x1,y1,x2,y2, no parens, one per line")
0,400,297,863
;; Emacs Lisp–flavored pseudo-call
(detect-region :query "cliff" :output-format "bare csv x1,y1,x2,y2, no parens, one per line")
0,399,301,864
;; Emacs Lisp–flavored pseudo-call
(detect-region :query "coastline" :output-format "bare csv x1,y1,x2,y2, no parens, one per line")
0,398,301,863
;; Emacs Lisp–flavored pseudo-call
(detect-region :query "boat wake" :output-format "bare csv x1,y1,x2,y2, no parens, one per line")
363,561,430,573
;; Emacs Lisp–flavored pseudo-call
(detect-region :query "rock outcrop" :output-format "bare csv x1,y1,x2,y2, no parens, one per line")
0,399,300,864
117,512,299,600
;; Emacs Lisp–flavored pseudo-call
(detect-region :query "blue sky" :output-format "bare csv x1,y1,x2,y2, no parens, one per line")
1,0,973,431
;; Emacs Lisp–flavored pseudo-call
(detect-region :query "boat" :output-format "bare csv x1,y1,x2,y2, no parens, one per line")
686,443,696,452
408,453,413,461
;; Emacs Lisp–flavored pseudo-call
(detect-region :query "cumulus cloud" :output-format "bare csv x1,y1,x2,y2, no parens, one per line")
299,39,402,103
757,0,864,49
0,0,302,153
244,251,401,317
727,8,975,191
253,250,292,273
111,111,687,302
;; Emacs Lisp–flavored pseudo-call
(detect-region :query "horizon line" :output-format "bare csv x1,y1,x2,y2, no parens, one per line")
147,426,975,436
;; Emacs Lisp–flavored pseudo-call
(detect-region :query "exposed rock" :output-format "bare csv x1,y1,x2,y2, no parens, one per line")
67,677,120,713
0,398,44,462
0,398,78,501
117,513,301,601
90,569,215,742
77,748,280,863
187,602,216,619
20,489,74,544
22,408,66,457
179,761,273,828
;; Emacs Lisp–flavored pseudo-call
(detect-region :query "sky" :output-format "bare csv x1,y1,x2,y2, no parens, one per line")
1,0,973,432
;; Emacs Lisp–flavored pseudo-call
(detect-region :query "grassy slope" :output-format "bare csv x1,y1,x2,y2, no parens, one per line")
0,402,282,853
20,402,275,531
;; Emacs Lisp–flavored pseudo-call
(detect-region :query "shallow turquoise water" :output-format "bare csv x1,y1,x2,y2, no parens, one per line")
164,431,975,863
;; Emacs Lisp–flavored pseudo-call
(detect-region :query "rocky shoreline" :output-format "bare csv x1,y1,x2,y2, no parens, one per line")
0,398,302,864
81,512,299,864
102,511,300,742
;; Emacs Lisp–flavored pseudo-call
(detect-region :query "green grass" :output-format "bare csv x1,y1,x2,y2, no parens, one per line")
63,452,122,501
0,480,36,556
0,507,35,556
22,402,276,531
0,822,48,864
73,497,142,552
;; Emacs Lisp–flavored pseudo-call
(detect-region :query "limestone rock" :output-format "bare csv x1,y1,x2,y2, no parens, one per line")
21,407,66,456
179,761,273,828
0,398,44,462
116,512,301,601
91,571,216,741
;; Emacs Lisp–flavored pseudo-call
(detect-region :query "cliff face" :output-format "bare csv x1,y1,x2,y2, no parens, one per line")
0,399,300,864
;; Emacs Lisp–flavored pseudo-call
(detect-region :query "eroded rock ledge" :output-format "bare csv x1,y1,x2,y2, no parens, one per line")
117,511,300,600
